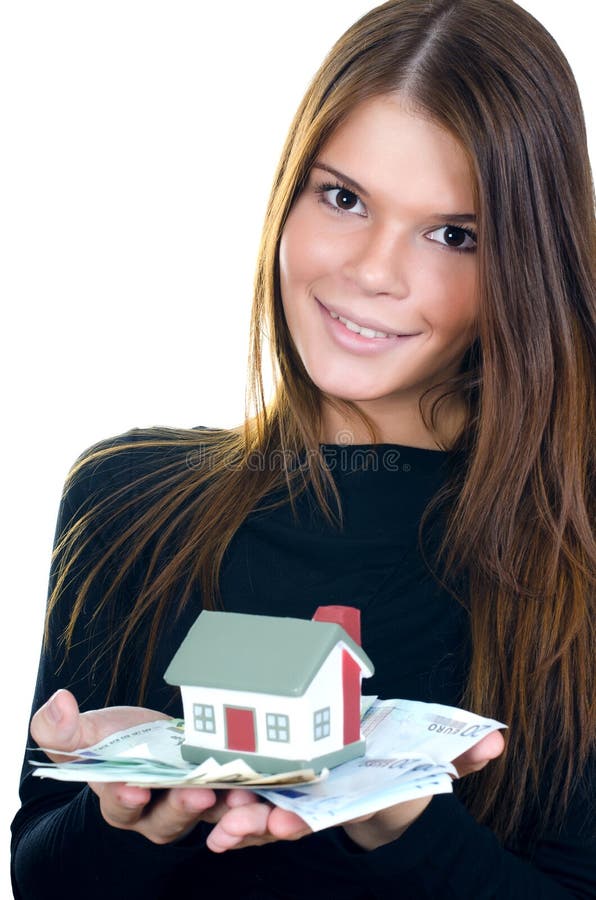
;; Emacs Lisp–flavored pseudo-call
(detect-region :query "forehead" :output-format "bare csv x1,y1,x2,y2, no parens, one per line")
317,94,475,211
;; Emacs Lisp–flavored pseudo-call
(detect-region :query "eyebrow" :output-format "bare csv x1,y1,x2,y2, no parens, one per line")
312,161,476,223
432,213,477,224
312,163,370,198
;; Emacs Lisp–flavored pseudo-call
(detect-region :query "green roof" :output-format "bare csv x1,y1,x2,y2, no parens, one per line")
164,610,374,697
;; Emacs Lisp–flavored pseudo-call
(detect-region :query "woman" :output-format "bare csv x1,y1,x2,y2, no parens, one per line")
11,0,595,897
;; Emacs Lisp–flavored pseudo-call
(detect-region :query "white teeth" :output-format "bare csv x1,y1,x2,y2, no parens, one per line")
358,326,379,339
345,319,364,334
329,310,391,339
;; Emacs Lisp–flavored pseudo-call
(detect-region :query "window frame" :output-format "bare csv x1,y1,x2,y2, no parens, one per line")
313,706,331,741
266,712,290,743
193,702,216,733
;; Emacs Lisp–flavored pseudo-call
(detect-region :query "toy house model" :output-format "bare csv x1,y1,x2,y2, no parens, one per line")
164,606,374,774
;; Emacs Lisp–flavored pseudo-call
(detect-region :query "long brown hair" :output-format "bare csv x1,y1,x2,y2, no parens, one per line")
49,0,595,843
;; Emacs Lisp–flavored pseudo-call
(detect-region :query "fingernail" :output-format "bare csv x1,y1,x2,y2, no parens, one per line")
46,693,63,724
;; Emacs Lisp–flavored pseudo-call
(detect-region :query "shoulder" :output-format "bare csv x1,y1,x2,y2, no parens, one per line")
58,425,230,532
71,424,219,476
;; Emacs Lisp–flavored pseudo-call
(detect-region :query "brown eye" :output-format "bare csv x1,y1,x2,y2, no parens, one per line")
334,188,359,210
426,224,477,252
443,226,468,247
317,183,366,216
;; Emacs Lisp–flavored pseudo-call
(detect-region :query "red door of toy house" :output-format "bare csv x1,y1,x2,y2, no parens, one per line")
342,650,361,744
225,707,256,752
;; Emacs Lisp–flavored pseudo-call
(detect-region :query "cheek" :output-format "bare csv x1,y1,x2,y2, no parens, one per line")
279,230,305,308
416,258,478,334
279,205,315,289
279,219,313,340
279,203,345,294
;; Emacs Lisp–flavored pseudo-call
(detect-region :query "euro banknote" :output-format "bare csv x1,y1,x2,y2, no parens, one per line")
30,698,505,831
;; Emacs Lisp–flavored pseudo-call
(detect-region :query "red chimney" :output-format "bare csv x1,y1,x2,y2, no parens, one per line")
313,605,361,646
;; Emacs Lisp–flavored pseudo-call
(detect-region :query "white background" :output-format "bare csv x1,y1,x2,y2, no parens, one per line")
1,2,593,892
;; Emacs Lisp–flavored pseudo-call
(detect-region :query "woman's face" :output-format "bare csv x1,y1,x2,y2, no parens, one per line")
279,94,478,443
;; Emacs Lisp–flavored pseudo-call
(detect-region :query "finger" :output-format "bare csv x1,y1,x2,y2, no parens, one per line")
93,782,153,829
206,801,271,853
224,788,309,837
266,806,311,841
224,789,260,808
218,788,312,841
30,689,85,759
31,690,172,762
453,730,505,777
206,802,311,853
224,790,309,839
199,791,241,826
111,787,219,845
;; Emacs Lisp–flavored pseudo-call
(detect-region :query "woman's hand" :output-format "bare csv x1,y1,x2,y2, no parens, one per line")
30,689,224,844
342,729,506,850
31,690,504,852
188,729,505,853
169,728,507,853
203,790,311,852
31,689,310,849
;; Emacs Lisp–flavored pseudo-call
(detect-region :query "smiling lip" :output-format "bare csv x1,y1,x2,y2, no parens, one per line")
318,299,420,338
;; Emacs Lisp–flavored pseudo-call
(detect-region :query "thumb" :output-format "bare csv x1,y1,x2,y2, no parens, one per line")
30,689,87,760
453,729,506,778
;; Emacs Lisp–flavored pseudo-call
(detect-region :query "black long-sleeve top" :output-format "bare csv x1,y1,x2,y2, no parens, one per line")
11,432,596,898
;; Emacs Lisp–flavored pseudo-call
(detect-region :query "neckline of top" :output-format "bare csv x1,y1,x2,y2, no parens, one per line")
319,442,449,454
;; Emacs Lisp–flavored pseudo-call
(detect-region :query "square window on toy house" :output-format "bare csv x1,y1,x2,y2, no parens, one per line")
193,703,216,733
313,707,331,741
266,713,290,743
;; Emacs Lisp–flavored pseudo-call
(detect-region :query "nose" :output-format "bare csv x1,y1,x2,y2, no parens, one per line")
343,224,409,299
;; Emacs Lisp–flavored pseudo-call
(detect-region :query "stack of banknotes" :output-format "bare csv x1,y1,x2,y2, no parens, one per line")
30,698,504,831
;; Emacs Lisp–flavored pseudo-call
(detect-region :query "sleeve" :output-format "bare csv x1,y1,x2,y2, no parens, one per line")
337,777,596,899
10,434,212,900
